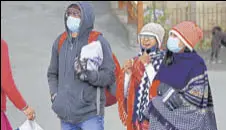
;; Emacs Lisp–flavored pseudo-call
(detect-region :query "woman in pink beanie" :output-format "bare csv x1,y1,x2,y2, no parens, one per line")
143,21,218,130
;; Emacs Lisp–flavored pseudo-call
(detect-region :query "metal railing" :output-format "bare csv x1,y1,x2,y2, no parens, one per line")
137,1,226,50
117,1,226,50
117,1,143,35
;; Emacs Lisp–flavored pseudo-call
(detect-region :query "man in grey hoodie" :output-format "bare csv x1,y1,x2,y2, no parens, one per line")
47,2,115,130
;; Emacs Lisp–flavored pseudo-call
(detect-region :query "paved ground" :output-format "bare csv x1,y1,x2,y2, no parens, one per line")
1,1,226,130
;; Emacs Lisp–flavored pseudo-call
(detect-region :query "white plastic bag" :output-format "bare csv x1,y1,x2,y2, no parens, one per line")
17,120,43,130
80,40,103,71
124,73,131,98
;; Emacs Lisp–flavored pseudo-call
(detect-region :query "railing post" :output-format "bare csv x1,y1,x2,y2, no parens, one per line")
127,2,136,24
118,1,124,9
216,3,218,25
185,2,189,20
137,1,144,34
127,2,132,23
153,1,157,22
176,4,178,23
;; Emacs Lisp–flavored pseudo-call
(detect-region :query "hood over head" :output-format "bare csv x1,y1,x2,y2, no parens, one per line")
64,2,95,39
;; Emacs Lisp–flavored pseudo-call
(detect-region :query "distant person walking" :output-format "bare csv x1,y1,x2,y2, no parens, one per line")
210,26,225,64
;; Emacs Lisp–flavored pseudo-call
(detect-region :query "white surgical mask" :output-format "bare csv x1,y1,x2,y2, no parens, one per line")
167,37,182,53
66,16,81,33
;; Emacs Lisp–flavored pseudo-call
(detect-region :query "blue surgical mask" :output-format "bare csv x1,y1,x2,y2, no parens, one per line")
66,16,81,33
167,37,182,53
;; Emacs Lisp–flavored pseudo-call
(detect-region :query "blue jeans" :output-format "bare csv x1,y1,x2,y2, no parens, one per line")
61,116,104,130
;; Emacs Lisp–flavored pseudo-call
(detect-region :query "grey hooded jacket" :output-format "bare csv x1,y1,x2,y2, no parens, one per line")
47,2,115,124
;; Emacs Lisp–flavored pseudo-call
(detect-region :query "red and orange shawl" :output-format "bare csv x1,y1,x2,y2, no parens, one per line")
116,51,165,130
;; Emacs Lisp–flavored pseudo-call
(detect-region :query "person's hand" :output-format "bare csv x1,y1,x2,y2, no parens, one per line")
158,83,183,111
74,57,83,74
23,106,35,120
123,59,133,74
163,90,183,111
74,57,88,79
139,52,151,65
78,70,89,81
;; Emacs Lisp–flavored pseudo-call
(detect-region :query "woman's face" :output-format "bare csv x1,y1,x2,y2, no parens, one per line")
140,35,157,49
169,32,186,50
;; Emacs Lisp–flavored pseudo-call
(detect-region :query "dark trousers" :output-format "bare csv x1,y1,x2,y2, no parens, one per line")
211,44,221,61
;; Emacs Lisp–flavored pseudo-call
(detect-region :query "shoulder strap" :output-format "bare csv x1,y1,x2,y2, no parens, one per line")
57,31,101,53
88,31,102,43
58,32,67,53
112,53,120,76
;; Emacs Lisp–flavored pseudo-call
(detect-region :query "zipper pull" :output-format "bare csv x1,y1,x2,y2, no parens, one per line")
70,43,73,50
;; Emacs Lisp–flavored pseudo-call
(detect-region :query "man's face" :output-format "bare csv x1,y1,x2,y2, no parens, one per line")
66,7,81,18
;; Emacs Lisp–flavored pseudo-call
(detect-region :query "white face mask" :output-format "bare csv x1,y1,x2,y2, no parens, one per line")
167,37,182,53
66,16,81,33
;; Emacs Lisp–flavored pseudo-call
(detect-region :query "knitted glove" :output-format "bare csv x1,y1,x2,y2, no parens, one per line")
157,83,183,111
74,57,89,81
